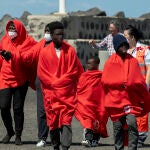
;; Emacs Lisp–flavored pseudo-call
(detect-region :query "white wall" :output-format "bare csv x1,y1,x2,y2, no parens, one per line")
98,50,109,70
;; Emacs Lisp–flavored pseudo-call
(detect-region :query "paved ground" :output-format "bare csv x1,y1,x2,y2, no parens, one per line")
0,88,150,150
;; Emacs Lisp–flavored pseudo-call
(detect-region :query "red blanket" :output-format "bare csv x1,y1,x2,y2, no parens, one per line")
75,70,108,137
101,54,150,121
20,39,46,90
0,19,37,89
38,41,83,130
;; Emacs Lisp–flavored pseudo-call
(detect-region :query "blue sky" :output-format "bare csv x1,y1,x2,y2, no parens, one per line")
0,0,150,19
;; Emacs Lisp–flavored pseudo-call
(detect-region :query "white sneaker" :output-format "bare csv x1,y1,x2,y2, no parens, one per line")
81,140,87,145
81,140,91,147
36,140,46,147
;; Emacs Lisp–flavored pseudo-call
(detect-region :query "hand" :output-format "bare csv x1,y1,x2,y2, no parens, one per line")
89,39,96,45
0,50,11,61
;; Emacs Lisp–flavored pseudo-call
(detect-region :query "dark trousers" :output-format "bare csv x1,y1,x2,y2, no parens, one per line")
113,114,138,150
0,82,28,136
84,128,100,141
35,77,49,140
50,125,72,150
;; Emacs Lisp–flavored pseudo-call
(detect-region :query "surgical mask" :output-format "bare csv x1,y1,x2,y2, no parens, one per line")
44,33,51,42
8,31,18,39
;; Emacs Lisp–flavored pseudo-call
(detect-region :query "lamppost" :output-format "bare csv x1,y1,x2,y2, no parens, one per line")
59,0,66,14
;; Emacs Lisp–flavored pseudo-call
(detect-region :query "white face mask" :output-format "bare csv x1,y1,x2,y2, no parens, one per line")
8,31,18,39
44,33,51,42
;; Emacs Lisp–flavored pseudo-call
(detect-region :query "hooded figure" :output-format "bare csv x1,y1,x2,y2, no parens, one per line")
101,34,150,150
0,19,37,145
124,25,150,147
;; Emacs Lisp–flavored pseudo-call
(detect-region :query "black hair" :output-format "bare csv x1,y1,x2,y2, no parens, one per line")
125,25,143,42
88,56,100,64
45,23,52,32
48,21,64,34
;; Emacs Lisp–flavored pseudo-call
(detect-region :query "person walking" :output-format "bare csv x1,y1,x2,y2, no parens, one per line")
35,23,52,147
75,56,108,147
37,21,83,150
0,19,37,145
17,23,52,147
124,25,150,148
101,34,150,150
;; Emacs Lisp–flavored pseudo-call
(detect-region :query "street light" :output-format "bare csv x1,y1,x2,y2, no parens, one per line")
59,0,66,14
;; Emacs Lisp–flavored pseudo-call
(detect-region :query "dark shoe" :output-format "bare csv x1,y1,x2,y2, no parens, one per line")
2,134,14,144
15,136,22,145
137,143,144,148
62,146,69,150
91,140,99,147
54,145,60,150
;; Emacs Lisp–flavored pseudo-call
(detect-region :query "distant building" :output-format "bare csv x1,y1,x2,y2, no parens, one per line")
1,10,150,69
26,14,150,69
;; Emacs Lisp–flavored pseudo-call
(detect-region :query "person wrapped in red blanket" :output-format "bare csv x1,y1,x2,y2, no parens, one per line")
0,19,37,145
75,56,108,147
101,34,150,150
124,25,150,147
18,23,53,147
38,21,84,150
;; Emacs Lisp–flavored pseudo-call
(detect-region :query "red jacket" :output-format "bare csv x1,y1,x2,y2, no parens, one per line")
75,70,108,137
0,19,37,89
38,41,84,130
101,53,150,121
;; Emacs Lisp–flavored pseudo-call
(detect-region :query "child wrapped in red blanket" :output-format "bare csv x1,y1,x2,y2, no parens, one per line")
75,56,108,147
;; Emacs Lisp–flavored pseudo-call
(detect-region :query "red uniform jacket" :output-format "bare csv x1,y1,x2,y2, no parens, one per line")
0,19,37,89
101,53,150,122
75,70,108,137
38,41,83,130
